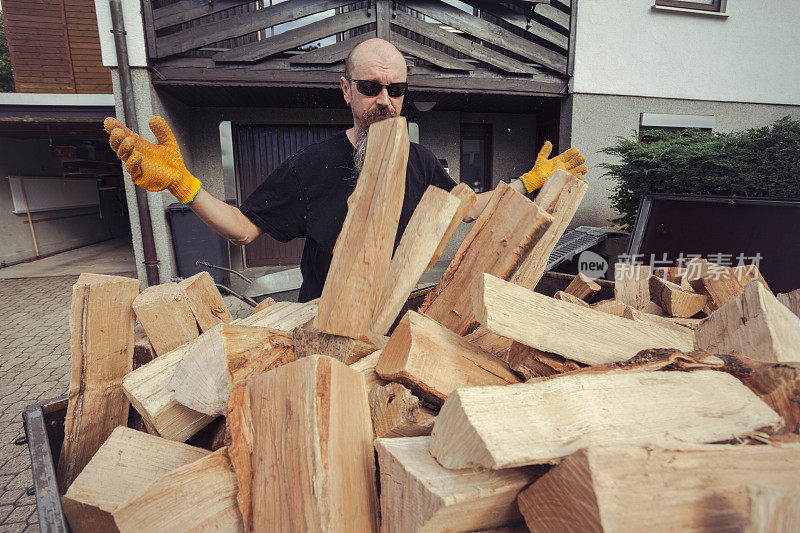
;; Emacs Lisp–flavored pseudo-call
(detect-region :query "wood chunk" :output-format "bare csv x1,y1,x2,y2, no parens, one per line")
112,447,242,532
122,343,216,442
249,297,275,316
622,306,695,335
510,169,587,289
614,263,652,310
315,117,409,338
426,182,477,270
171,324,294,416
690,262,771,312
553,290,590,307
226,381,254,533
239,300,316,330
375,437,545,532
641,300,667,316
132,282,199,357
696,281,800,363
506,341,581,380
590,299,628,317
62,427,209,533
429,371,780,470
376,311,520,407
349,350,388,393
473,274,695,366
293,327,375,365
777,288,800,318
368,382,436,438
249,356,378,532
419,181,554,335
746,486,800,533
464,326,514,361
517,445,800,533
563,272,601,301
649,275,708,317
133,329,156,370
178,271,233,331
371,185,462,335
57,273,139,493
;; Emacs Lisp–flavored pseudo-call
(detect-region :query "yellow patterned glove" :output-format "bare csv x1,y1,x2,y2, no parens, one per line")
104,116,201,203
520,141,588,193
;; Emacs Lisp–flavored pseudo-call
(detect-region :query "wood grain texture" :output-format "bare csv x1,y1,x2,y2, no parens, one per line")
171,324,295,416
695,281,800,363
348,350,388,393
614,263,652,310
429,371,781,470
564,272,601,301
239,300,316,331
426,182,477,270
371,185,462,336
368,382,436,438
517,445,800,533
132,282,199,357
689,261,771,313
293,327,376,365
506,341,581,380
554,290,590,307
178,271,233,331
250,356,378,532
777,288,800,319
649,275,708,317
590,299,628,317
745,486,800,533
122,342,215,442
315,117,409,338
376,311,520,407
62,427,209,533
473,274,695,366
226,381,254,533
112,447,243,532
57,273,139,493
419,181,553,335
375,437,545,532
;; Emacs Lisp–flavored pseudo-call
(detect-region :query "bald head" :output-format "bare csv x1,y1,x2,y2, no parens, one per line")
345,38,407,79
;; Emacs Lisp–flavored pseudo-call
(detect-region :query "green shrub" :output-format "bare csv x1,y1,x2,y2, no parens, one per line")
600,116,800,231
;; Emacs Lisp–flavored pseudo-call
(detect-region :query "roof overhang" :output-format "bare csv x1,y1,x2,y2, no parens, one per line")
0,93,115,140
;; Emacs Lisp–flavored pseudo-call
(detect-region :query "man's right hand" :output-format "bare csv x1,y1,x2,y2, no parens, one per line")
104,116,202,204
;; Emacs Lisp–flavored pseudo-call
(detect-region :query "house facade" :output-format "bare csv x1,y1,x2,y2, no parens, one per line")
92,0,800,283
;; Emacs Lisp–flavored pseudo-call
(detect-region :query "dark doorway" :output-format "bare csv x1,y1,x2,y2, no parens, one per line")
234,124,347,267
460,123,492,193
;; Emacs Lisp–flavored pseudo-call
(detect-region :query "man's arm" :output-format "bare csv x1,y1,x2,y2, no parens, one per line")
188,190,262,245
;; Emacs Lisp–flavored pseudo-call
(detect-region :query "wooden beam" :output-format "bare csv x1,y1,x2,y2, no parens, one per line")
153,0,252,30
393,32,475,71
368,382,436,438
290,33,373,64
614,263,652,310
426,183,477,270
391,10,538,74
156,0,357,57
429,371,781,470
564,272,601,300
315,117,409,338
132,282,199,357
214,8,374,63
509,169,587,289
122,343,216,442
419,181,553,335
112,447,243,532
178,271,233,332
472,274,695,366
648,275,708,317
292,327,375,365
401,0,567,73
371,185,462,336
375,436,545,531
62,427,209,532
464,0,569,50
777,288,800,319
517,445,800,532
57,273,139,493
376,311,521,407
249,356,378,532
171,324,295,416
695,281,800,363
238,300,316,330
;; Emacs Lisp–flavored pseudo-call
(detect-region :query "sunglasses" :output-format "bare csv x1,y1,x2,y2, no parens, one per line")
347,77,408,98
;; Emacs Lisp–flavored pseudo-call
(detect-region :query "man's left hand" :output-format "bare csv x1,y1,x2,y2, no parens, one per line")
520,141,588,193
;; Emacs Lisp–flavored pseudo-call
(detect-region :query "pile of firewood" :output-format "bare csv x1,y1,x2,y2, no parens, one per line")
54,118,800,532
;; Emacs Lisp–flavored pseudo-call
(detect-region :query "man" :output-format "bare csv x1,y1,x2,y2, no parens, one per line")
105,38,587,302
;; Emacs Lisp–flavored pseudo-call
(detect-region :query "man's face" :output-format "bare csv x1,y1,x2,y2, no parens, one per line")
341,51,407,133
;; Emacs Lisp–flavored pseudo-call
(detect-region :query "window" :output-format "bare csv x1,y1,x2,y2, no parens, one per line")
638,113,714,143
654,0,725,12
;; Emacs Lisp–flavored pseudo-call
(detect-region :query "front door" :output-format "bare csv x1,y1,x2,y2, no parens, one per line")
460,123,493,193
234,124,347,267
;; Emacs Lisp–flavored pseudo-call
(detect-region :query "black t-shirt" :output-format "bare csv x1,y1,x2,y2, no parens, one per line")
240,131,457,302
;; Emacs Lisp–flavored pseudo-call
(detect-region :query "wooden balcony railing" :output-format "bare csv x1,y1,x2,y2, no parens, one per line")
142,0,573,95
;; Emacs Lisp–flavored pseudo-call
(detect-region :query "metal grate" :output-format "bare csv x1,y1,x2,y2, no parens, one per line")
546,226,625,270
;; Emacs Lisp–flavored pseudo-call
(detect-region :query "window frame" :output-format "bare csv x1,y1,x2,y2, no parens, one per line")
654,0,724,12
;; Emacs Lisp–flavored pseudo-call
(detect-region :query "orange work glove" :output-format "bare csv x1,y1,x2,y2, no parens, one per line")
104,116,201,203
519,141,588,193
